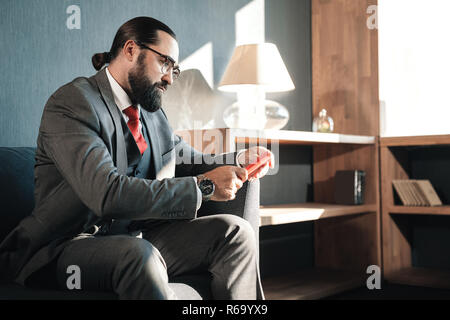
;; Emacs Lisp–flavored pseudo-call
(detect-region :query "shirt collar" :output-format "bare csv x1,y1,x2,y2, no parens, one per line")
105,67,136,112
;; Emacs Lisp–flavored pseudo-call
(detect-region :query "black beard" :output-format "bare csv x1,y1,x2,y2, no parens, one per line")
128,53,167,113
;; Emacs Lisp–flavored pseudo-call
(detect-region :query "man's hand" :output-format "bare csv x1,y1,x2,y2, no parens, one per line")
202,166,248,201
237,146,275,181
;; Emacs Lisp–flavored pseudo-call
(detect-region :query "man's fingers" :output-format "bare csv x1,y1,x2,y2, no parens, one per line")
234,167,248,181
235,178,243,190
224,188,237,200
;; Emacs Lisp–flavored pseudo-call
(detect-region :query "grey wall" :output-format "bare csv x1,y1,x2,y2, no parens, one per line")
0,0,250,146
266,0,311,133
260,0,313,277
0,0,311,146
262,0,311,206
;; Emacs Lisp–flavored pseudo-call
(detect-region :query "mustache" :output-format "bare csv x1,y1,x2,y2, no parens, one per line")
155,80,168,91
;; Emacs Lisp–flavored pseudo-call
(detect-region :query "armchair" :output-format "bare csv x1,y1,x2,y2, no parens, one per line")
0,147,260,300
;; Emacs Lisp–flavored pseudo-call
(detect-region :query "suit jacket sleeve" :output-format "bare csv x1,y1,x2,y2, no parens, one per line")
39,83,198,221
173,135,238,178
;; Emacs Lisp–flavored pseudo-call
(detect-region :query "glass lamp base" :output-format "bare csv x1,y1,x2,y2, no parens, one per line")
223,100,290,130
264,100,290,130
223,102,267,129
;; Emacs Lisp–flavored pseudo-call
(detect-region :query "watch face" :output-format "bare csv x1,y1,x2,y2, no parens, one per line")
200,179,214,196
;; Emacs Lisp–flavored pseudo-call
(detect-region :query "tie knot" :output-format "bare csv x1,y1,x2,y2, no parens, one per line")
123,105,139,121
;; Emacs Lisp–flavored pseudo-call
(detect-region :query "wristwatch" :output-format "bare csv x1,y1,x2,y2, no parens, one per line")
197,175,215,201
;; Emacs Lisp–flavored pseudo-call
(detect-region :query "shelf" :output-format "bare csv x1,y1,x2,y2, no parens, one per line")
386,267,450,289
262,268,366,300
389,205,450,216
175,128,376,154
380,135,450,147
259,203,377,226
231,129,376,146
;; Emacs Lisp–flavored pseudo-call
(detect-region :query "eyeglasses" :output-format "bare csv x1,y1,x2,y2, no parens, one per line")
135,41,181,80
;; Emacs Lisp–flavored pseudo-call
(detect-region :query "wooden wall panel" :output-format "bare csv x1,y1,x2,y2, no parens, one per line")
312,0,381,271
312,0,379,136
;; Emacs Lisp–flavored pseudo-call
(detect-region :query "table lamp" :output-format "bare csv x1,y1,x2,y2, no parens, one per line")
218,43,295,130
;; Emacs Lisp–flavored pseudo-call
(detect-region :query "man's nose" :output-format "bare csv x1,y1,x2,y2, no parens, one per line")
161,72,173,85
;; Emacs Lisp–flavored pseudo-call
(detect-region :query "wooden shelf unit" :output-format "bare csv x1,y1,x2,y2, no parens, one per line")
260,203,377,226
389,205,450,216
262,268,366,300
177,127,380,299
385,267,450,290
175,128,376,155
308,0,381,299
380,134,450,147
380,135,450,289
231,129,376,146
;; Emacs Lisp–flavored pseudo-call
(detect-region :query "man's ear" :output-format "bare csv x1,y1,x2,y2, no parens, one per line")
122,40,138,62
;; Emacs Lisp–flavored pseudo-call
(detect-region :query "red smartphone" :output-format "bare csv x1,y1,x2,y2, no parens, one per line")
245,152,272,178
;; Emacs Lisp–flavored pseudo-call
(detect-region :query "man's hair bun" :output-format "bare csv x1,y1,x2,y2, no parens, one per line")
91,52,111,71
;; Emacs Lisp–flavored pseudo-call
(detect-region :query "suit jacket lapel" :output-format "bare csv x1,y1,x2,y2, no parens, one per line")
93,69,128,175
140,110,162,176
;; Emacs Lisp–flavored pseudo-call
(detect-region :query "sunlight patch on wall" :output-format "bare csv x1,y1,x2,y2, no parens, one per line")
179,42,214,89
235,0,265,45
379,0,450,137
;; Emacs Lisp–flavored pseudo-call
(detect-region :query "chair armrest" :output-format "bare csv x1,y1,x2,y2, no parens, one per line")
196,179,260,243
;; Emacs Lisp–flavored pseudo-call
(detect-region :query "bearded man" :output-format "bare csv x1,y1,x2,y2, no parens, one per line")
0,16,274,300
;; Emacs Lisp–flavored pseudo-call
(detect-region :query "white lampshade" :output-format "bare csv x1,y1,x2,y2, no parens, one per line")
218,43,295,93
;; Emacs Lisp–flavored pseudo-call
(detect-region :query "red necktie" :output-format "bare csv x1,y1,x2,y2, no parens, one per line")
123,106,148,155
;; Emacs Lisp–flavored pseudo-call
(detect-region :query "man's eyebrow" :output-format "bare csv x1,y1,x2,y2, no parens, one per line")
165,55,176,65
156,49,178,68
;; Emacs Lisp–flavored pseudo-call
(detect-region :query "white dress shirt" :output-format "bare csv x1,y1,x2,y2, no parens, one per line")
105,67,142,131
105,67,202,211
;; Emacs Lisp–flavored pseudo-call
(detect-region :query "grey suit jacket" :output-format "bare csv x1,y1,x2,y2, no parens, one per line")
0,69,232,285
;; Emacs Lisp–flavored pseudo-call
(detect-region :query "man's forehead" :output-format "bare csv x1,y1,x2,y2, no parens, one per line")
155,30,179,63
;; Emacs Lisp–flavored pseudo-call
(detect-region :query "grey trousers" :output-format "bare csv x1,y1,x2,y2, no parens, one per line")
53,214,264,300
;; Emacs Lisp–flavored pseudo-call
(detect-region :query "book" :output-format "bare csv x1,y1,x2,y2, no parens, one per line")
406,180,421,206
392,179,442,207
415,180,442,206
401,180,415,205
392,180,411,206
411,180,430,206
334,170,366,205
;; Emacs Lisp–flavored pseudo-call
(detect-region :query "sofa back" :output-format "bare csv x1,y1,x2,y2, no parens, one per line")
0,147,36,241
